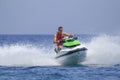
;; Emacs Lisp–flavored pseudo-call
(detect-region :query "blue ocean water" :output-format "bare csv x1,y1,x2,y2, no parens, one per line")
0,34,120,80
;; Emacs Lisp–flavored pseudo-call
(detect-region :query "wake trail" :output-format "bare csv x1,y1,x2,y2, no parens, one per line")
0,44,59,66
82,34,120,66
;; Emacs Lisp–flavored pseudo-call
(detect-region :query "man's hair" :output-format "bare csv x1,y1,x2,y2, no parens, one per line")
58,26,63,30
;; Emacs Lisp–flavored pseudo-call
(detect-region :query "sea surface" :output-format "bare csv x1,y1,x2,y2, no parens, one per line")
0,34,120,80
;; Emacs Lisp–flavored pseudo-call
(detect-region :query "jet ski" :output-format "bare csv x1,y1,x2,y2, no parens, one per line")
55,36,87,66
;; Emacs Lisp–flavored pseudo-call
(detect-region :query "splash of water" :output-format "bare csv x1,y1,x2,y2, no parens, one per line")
0,44,59,66
0,35,120,67
82,34,120,66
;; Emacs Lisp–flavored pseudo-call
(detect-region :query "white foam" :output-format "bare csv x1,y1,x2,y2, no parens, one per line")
82,34,120,66
1,35,120,67
0,44,59,66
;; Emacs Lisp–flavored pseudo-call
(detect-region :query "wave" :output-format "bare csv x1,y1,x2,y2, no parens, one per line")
0,34,120,66
82,34,120,66
0,44,59,66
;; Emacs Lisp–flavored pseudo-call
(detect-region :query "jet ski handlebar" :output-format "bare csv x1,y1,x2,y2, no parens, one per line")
60,36,78,43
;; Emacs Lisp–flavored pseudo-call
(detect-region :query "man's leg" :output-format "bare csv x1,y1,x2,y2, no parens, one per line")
58,46,62,51
54,46,62,53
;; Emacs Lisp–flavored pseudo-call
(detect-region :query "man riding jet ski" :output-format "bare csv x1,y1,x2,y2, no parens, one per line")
53,26,87,65
53,26,74,53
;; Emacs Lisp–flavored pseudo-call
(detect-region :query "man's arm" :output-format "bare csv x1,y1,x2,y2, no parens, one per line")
63,32,74,37
53,34,57,43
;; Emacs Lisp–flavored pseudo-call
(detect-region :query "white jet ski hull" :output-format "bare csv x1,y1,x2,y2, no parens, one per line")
55,45,87,66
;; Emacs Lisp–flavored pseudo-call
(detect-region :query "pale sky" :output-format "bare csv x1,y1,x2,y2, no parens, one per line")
0,0,120,34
